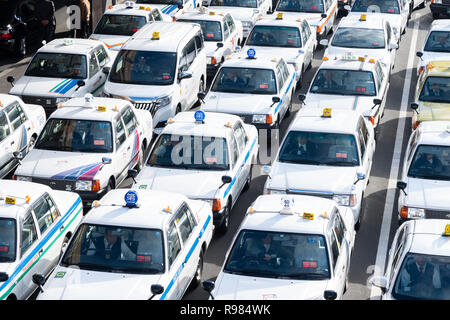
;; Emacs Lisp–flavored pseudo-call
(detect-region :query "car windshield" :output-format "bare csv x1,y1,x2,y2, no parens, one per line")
177,19,222,42
393,253,450,300
212,67,277,94
279,131,360,166
60,224,165,274
209,0,257,8
351,0,400,14
34,119,113,153
331,27,386,49
247,26,302,48
148,134,230,170
408,145,450,181
224,230,330,280
94,14,147,36
0,218,16,263
310,69,377,96
25,53,87,79
109,50,177,85
419,76,450,103
277,0,324,13
424,31,450,53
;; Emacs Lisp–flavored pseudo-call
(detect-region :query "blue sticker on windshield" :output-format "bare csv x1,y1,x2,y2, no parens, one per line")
7,221,12,226
307,237,316,243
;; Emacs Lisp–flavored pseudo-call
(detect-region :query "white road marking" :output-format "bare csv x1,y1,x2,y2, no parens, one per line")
369,19,420,300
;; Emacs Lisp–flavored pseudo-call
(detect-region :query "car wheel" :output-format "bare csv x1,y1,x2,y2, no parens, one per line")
189,251,204,289
135,145,145,172
175,104,181,115
243,164,253,192
354,193,364,231
106,178,115,193
217,201,230,234
195,78,206,108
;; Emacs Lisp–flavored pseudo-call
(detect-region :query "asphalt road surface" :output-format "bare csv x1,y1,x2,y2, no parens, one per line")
0,4,432,300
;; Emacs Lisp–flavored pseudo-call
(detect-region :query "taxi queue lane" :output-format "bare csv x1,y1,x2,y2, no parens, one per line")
0,5,433,300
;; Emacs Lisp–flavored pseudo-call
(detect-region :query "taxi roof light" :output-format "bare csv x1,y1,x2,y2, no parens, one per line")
280,196,295,215
322,108,332,118
152,32,160,40
444,224,450,237
276,12,283,19
125,1,135,8
359,14,366,21
163,206,172,213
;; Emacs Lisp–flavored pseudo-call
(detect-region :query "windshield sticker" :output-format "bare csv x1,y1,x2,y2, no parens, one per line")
94,140,105,146
260,84,269,89
302,261,318,268
55,272,66,278
336,152,347,159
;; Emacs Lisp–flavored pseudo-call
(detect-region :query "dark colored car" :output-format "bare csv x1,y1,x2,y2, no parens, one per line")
0,0,41,57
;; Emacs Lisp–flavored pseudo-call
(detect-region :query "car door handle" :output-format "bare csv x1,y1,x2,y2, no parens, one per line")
39,249,43,255
27,127,31,131
60,225,64,232
10,141,14,145
127,146,131,151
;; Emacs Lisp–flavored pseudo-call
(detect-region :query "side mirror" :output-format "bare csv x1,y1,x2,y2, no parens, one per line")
267,10,273,14
217,42,224,48
13,151,24,161
0,272,8,282
298,94,306,103
202,280,215,300
397,181,407,196
7,76,15,87
102,66,111,75
319,39,329,47
127,169,138,183
32,274,45,293
222,175,232,184
262,165,271,175
416,51,423,59
150,284,164,300
177,3,184,9
323,290,337,300
373,98,382,105
321,13,327,19
102,157,112,165
75,80,85,92
369,276,388,294
179,71,193,80
354,172,366,185
410,102,419,114
235,46,242,52
197,92,206,103
272,96,281,103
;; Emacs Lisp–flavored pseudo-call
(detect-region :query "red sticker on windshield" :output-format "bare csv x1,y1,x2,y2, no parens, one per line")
302,261,317,268
206,33,214,37
310,5,318,9
373,42,379,45
137,255,151,263
163,74,170,79
356,86,366,92
387,8,394,12
260,84,269,89
94,140,105,146
336,152,347,159
205,157,218,163
288,39,294,43
0,246,8,253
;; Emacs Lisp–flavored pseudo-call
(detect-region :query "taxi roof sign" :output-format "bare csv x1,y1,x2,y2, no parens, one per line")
302,212,314,220
444,224,450,236
322,108,332,118
124,190,139,207
194,110,205,123
5,197,16,205
280,196,295,215
359,14,366,21
125,1,135,8
152,32,160,40
276,12,283,20
247,48,256,59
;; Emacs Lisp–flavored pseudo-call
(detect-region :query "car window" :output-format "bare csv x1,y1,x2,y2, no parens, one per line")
226,15,235,33
407,130,419,162
195,33,204,54
167,221,182,268
329,230,340,269
390,227,405,283
386,22,392,45
302,21,311,41
6,102,27,131
185,38,197,68
332,210,346,247
115,118,127,149
95,46,108,68
375,62,385,88
121,107,139,136
89,53,100,78
175,203,195,244
230,134,240,167
32,195,56,234
234,121,248,153
0,111,11,142
21,211,38,256
223,19,230,40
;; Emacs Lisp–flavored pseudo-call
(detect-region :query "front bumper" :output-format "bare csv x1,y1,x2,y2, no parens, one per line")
132,100,173,134
20,95,58,116
430,3,450,14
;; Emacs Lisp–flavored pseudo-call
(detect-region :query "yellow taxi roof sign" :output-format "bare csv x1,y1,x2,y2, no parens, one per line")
302,212,314,220
322,56,329,61
444,224,450,236
276,12,283,19
97,106,107,112
358,56,365,62
369,58,376,63
152,32,160,40
209,11,216,15
360,14,366,21
322,108,332,118
5,197,16,205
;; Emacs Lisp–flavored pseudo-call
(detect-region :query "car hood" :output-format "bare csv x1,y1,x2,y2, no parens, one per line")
104,81,173,102
213,272,328,300
275,11,323,27
305,94,375,116
15,149,109,180
209,6,256,22
202,92,274,114
37,267,162,300
134,167,225,199
9,76,84,98
89,34,130,51
417,101,450,122
405,178,450,210
268,162,358,194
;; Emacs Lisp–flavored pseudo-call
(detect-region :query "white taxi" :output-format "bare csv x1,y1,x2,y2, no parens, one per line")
396,121,450,224
33,189,214,300
8,38,114,115
103,22,207,134
90,1,170,52
300,54,389,128
0,180,83,300
243,14,316,85
0,94,45,178
321,14,398,71
135,0,199,18
348,0,409,44
416,20,450,77
207,0,273,38
202,194,355,300
273,0,338,44
370,219,450,300
263,108,376,230
200,50,296,132
177,7,243,77
131,111,259,234
13,95,153,209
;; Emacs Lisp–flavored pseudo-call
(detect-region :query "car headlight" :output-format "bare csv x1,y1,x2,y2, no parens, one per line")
434,0,442,4
252,114,267,123
401,206,425,219
75,180,92,191
265,189,286,195
16,176,32,182
56,97,70,103
156,96,172,108
333,194,356,206
242,21,252,28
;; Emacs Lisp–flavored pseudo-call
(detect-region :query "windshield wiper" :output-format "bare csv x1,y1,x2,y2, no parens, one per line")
280,272,328,280
235,268,281,278
280,158,322,165
70,262,113,272
119,266,163,274
323,161,357,166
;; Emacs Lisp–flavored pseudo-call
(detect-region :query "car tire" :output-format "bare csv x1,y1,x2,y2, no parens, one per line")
217,201,231,234
135,145,145,172
354,193,364,231
189,251,204,289
285,94,293,118
243,164,253,192
195,78,206,108
175,104,181,115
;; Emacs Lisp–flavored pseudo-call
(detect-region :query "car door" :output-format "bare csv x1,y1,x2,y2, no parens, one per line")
88,48,106,96
225,14,239,49
274,63,287,120
226,132,243,207
328,223,348,298
30,193,62,276
164,220,185,300
301,21,313,65
356,117,372,185
113,116,130,183
17,210,40,300
0,111,14,178
121,106,142,177
178,39,198,110
174,203,199,294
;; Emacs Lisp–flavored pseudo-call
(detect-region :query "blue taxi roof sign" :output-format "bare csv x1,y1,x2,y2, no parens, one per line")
194,110,205,123
124,190,139,207
247,48,256,59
